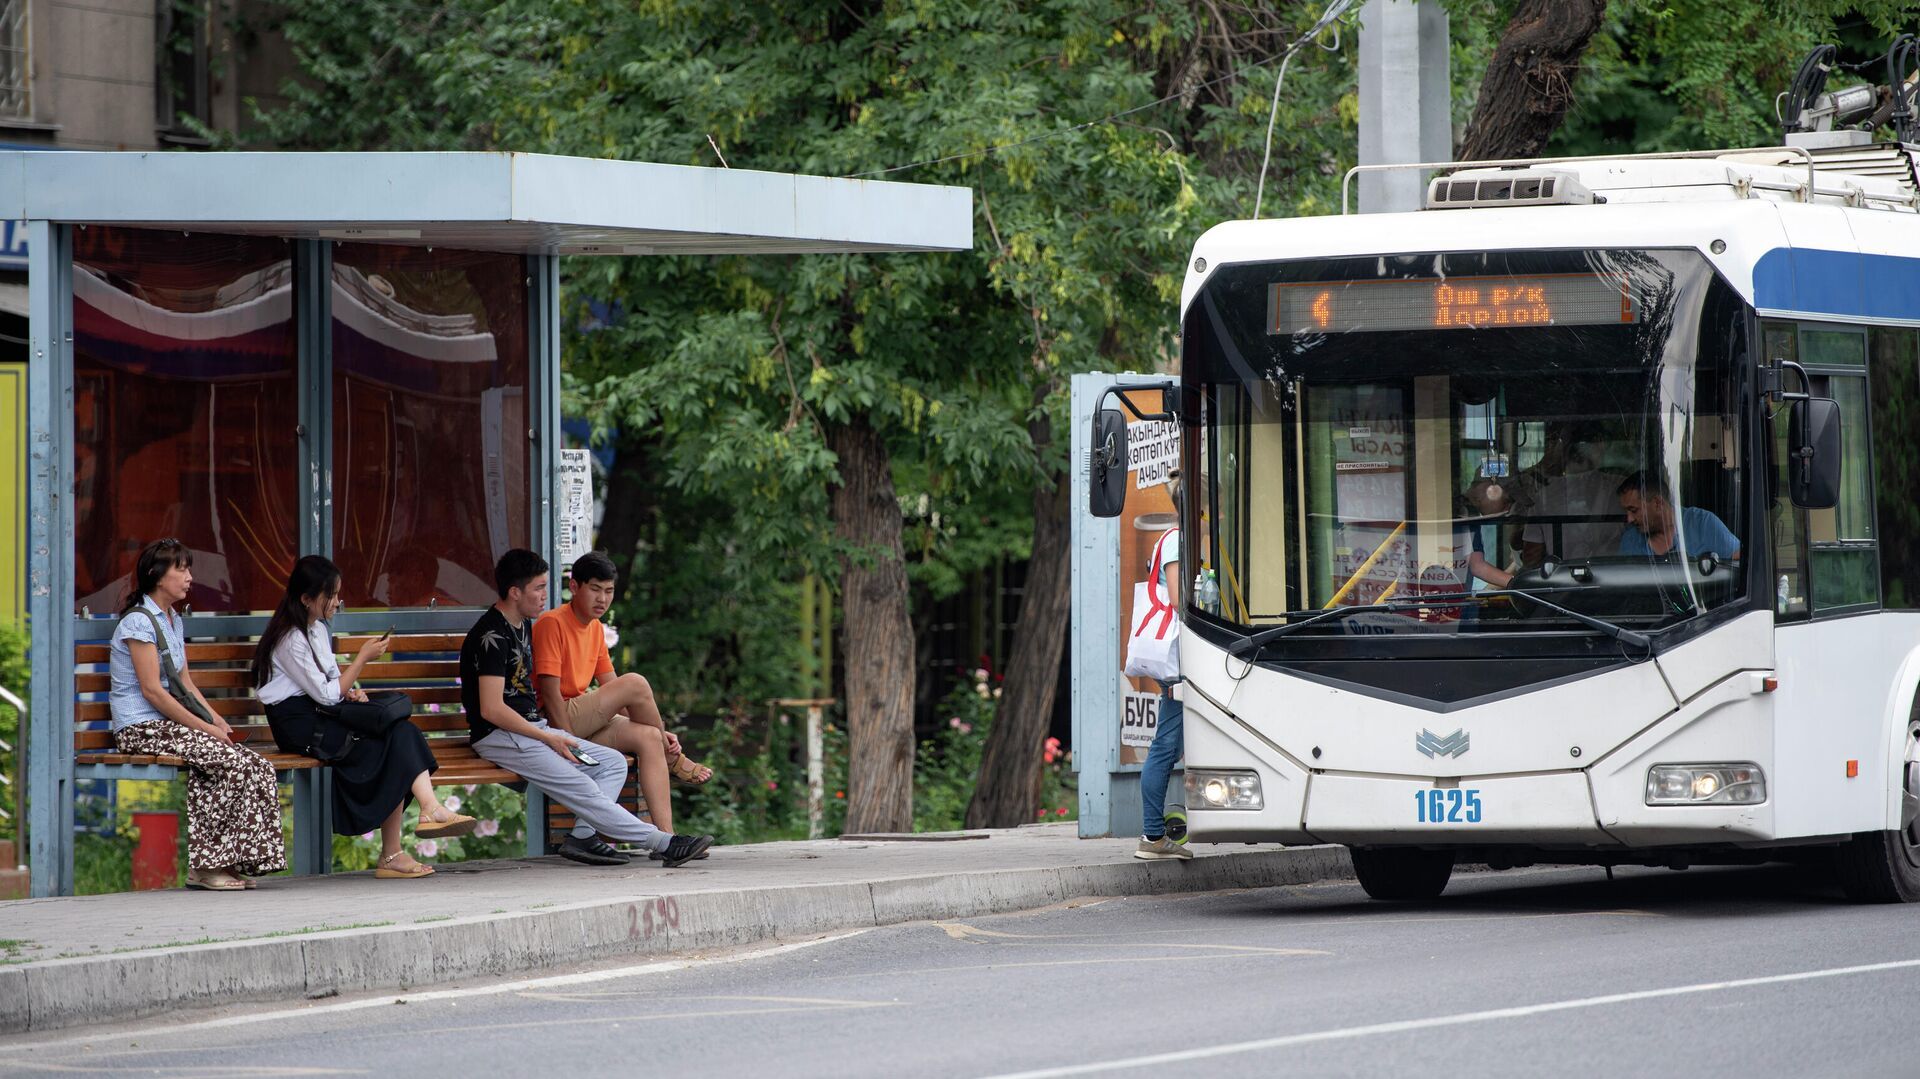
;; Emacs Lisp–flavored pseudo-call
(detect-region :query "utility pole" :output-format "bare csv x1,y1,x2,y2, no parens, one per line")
1357,0,1450,214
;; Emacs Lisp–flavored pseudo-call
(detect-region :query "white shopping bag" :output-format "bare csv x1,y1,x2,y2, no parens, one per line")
1123,530,1180,682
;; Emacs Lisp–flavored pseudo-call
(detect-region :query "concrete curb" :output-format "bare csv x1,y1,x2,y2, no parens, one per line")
4,844,1353,1035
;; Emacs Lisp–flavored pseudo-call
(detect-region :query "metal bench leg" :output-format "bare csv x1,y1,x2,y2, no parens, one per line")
291,770,334,876
525,786,547,858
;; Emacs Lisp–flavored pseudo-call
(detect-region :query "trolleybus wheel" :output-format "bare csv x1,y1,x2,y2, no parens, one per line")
1351,846,1455,900
1834,718,1920,903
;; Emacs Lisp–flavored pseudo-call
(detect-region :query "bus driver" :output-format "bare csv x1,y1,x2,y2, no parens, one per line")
1616,471,1740,561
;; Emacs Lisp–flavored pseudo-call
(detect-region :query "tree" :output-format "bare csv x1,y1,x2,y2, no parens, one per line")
1458,0,1610,161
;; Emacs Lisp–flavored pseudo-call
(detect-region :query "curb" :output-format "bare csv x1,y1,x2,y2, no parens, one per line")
1,844,1353,1035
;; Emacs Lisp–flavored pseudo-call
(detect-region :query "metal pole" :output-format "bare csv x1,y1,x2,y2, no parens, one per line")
1357,0,1450,214
27,219,74,896
807,703,824,839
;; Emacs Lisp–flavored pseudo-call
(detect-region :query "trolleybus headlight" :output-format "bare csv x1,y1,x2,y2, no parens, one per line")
1644,763,1766,806
1186,770,1264,810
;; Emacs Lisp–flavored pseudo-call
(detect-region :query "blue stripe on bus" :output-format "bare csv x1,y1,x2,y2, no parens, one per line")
1753,248,1920,321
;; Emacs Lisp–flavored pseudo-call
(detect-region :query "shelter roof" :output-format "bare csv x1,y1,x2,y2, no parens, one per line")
0,151,972,255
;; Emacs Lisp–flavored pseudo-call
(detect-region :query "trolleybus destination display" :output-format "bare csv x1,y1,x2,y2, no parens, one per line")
1269,272,1640,334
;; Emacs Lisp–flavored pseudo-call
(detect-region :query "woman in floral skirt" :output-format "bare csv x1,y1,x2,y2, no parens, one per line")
109,539,286,891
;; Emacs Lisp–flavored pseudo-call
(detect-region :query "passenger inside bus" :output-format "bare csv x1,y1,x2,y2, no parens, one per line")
1512,421,1625,566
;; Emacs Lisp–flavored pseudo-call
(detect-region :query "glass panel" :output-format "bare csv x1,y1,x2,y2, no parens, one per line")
331,243,530,609
1870,327,1920,609
1763,322,1807,618
1831,376,1872,541
1812,547,1876,609
1187,248,1749,647
71,226,299,613
1801,328,1867,368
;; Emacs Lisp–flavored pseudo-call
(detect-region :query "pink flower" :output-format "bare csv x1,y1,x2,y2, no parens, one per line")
463,785,477,794
476,818,500,838
415,839,439,858
425,703,440,713
360,831,375,841
443,795,462,813
767,780,779,791
1056,807,1069,816
948,717,962,729
1036,808,1047,819
958,722,973,735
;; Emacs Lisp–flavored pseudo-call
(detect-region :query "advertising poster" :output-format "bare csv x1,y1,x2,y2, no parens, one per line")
1117,389,1179,758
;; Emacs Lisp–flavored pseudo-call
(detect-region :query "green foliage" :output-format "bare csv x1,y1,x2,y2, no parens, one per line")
331,783,528,869
0,619,23,843
670,709,849,844
1552,1,1920,154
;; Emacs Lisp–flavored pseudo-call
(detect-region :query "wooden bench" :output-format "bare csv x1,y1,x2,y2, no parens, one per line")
72,632,652,874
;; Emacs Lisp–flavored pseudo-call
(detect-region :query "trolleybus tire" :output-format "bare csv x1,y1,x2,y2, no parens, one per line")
1351,846,1455,900
1833,718,1920,903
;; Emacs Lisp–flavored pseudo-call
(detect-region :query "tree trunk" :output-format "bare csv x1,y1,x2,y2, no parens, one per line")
966,378,1073,829
593,432,654,603
827,414,916,833
1456,0,1608,162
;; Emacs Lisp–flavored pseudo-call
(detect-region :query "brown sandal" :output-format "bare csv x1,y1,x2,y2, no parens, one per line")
667,750,713,784
416,807,478,839
185,866,247,891
375,851,435,879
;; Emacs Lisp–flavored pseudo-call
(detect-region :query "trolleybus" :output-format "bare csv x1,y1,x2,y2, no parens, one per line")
1090,135,1920,902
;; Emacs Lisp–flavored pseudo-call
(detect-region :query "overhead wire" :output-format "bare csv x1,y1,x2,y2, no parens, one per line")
1253,0,1357,219
844,2,1357,181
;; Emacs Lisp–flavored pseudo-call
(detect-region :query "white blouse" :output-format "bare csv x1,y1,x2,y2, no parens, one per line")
257,622,344,707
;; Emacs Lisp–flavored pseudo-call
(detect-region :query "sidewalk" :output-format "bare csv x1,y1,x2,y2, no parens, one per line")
0,825,1353,1036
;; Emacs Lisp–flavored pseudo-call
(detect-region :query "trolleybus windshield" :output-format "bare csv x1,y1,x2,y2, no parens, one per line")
1183,248,1752,647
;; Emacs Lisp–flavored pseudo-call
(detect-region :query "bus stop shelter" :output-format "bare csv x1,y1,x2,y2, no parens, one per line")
14,150,971,896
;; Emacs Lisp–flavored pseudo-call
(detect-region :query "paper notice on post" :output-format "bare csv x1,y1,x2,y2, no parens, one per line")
557,448,594,570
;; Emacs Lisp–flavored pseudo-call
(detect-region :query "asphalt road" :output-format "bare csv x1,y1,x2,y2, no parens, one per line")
5,861,1919,1078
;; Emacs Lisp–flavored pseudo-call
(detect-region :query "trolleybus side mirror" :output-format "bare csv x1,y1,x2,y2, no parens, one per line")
1089,406,1128,518
1788,396,1842,510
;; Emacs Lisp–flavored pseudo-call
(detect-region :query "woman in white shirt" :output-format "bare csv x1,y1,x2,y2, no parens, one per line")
110,539,288,891
253,556,475,879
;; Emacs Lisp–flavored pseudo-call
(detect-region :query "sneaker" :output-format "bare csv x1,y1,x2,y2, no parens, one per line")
559,834,631,866
1164,809,1189,846
1133,835,1193,861
647,847,710,861
657,833,714,868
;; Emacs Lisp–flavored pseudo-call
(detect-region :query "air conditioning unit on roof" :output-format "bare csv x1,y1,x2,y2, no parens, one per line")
1426,171,1601,210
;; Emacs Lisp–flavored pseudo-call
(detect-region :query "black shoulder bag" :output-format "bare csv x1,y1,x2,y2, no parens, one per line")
308,630,412,736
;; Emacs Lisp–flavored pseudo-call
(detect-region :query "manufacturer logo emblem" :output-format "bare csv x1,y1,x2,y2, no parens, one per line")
1416,728,1470,759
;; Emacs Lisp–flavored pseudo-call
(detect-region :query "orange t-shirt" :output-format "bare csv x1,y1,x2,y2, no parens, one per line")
531,606,614,700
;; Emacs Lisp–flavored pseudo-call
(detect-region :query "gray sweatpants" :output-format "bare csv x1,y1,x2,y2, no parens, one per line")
473,720,671,853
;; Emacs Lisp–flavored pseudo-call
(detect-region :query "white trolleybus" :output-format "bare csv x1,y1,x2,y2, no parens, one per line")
1089,132,1920,903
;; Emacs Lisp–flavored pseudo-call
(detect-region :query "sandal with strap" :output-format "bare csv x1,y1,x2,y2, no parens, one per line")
667,750,714,785
416,807,478,840
375,851,435,879
185,866,247,891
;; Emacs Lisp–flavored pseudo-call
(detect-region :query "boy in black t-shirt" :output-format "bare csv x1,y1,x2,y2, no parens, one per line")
462,549,713,868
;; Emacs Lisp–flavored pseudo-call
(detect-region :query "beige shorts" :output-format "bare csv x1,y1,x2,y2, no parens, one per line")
563,689,627,740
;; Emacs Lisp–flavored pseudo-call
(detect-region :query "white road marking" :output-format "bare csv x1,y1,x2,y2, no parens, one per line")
2,929,870,1055
979,956,1920,1079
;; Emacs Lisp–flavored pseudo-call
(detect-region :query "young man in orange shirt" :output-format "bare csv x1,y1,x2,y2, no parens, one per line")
532,552,712,842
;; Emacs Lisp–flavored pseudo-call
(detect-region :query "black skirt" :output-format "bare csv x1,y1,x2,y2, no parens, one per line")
265,694,438,836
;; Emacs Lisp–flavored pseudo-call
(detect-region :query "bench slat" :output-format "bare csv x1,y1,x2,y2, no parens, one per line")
77,635,469,666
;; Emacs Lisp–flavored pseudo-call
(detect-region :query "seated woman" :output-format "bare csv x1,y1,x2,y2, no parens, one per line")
253,556,476,880
110,539,287,891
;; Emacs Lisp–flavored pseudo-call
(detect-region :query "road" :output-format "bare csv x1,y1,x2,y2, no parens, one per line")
4,862,1917,1078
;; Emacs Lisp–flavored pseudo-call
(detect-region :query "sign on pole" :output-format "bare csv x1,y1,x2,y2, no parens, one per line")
556,447,594,571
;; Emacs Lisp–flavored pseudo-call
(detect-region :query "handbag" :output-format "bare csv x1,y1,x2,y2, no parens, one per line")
323,691,412,737
304,631,411,736
122,608,220,727
1123,530,1181,683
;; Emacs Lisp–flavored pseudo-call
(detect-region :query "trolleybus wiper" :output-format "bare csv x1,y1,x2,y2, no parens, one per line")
1471,589,1653,650
1225,588,1652,659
